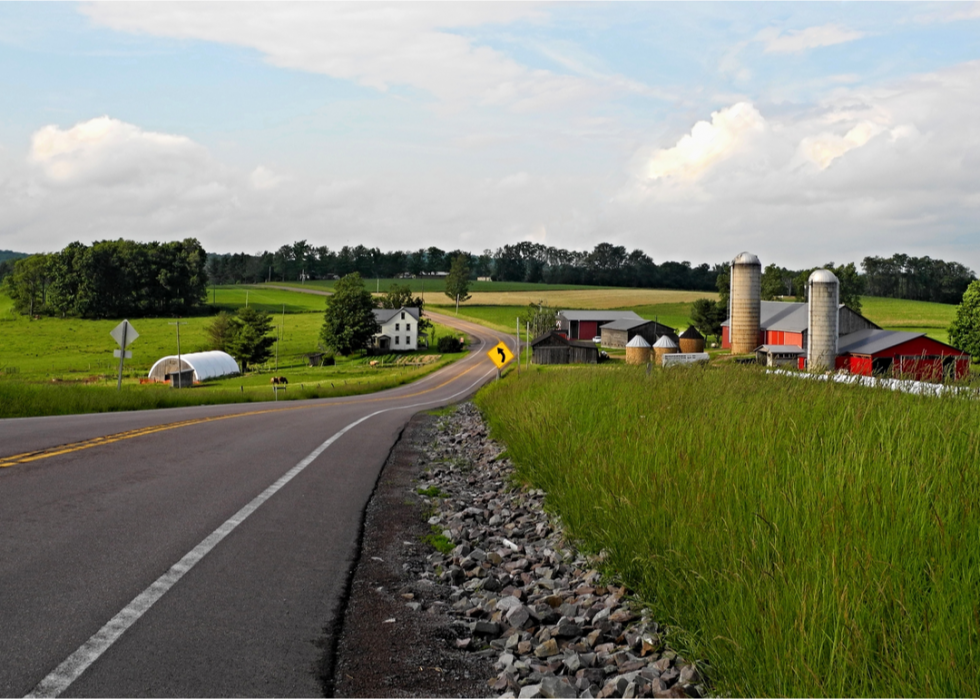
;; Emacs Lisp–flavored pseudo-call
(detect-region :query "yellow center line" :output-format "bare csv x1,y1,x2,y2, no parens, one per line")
0,359,485,469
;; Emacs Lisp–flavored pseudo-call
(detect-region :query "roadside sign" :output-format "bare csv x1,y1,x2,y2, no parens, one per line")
487,341,514,370
110,320,139,348
113,350,132,359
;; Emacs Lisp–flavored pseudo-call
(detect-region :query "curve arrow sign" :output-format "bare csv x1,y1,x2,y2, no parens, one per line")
487,341,514,370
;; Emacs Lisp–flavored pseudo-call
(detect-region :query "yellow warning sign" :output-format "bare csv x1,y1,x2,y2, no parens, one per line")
487,341,515,369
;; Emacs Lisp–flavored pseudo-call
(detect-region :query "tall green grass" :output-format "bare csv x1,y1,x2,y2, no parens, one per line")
476,366,980,697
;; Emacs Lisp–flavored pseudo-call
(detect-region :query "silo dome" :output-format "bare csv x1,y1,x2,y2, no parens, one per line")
808,268,839,284
732,251,760,266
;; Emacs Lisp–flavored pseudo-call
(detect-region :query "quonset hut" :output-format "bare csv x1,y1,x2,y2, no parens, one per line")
147,351,240,383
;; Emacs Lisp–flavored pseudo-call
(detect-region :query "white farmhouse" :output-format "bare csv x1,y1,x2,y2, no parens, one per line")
371,306,420,351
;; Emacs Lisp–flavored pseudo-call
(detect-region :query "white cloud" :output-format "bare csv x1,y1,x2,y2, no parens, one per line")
250,166,287,190
647,102,766,181
29,116,204,185
799,121,885,169
756,23,865,54
80,3,605,112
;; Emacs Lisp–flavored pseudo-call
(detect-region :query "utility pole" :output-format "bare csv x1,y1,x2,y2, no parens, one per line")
276,304,285,372
516,317,520,377
169,321,184,388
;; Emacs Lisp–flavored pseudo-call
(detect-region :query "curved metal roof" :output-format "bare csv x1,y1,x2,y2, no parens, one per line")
653,336,678,349
732,251,760,266
626,335,651,348
808,268,839,284
148,350,240,382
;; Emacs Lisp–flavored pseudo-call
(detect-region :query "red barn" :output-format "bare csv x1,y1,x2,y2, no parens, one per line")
833,329,970,382
721,300,878,349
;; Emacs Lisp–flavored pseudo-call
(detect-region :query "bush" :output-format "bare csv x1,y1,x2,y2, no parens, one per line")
437,335,464,352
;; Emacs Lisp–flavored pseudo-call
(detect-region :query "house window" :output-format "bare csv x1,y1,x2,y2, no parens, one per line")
395,323,400,331
395,336,399,345
405,336,410,345
406,323,411,332
401,312,405,320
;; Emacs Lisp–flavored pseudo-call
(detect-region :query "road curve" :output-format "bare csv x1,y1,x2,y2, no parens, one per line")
0,312,515,698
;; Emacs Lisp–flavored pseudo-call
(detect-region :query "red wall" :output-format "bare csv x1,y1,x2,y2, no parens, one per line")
845,336,970,381
578,321,598,340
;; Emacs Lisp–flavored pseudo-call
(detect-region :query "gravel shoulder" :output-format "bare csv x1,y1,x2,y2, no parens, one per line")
330,404,707,699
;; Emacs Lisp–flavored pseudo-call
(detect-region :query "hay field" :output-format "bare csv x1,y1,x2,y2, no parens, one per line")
458,288,717,309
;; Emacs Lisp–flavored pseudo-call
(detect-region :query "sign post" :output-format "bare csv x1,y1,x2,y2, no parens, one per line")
110,320,139,391
168,321,184,388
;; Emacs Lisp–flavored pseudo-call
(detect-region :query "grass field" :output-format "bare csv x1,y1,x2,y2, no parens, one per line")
861,296,956,342
477,366,980,697
0,288,467,417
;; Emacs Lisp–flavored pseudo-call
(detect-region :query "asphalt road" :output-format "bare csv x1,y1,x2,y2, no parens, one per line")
0,311,514,698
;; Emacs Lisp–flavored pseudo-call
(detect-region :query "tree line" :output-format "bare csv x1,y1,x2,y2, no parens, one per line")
2,239,209,318
204,240,724,291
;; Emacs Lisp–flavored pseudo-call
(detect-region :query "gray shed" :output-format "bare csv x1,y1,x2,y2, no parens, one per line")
600,318,678,349
531,331,599,365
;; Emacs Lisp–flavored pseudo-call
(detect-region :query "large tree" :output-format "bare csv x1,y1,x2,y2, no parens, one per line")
444,254,472,314
948,280,980,363
2,254,53,318
690,297,726,342
321,272,380,355
793,262,865,314
226,307,276,372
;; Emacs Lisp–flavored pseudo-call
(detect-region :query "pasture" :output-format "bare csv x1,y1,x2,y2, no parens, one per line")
477,366,980,697
269,278,606,294
0,288,467,417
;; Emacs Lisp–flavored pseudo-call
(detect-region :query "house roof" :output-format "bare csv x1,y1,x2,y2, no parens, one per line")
373,306,420,323
558,310,644,323
837,329,925,355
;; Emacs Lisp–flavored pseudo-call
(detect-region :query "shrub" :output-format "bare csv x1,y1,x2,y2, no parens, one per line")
437,335,463,352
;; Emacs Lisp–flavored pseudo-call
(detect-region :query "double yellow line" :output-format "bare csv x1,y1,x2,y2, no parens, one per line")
0,360,484,470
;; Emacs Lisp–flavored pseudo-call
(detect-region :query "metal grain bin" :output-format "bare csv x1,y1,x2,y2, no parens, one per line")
678,325,705,353
730,252,761,355
653,335,679,366
625,335,652,365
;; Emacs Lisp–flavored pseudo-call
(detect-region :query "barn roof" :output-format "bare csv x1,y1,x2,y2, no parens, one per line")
722,301,879,333
558,310,644,322
837,329,926,355
147,351,239,382
600,318,653,331
373,306,420,323
756,345,806,354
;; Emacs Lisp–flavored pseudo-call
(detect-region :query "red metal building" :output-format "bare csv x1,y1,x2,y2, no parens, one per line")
832,329,970,382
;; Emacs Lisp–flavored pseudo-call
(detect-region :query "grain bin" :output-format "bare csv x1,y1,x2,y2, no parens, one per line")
678,325,705,353
730,252,761,355
807,268,839,371
625,335,652,364
653,335,679,366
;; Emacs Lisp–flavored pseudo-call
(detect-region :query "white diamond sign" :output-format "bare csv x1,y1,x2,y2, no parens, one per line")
110,320,139,348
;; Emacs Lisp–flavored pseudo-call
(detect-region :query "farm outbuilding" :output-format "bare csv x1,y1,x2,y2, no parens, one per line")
531,331,599,365
678,326,705,353
557,310,645,341
600,318,677,349
834,330,970,381
721,301,879,350
625,335,651,365
653,335,679,366
147,351,240,383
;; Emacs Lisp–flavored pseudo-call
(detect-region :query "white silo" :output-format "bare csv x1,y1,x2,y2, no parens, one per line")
807,269,839,371
729,252,761,355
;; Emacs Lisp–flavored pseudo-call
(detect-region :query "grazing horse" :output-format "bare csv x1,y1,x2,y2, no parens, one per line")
270,376,288,385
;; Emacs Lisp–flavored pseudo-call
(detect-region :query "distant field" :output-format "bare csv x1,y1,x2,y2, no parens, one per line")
459,288,716,309
270,278,606,294
860,296,955,342
211,285,326,313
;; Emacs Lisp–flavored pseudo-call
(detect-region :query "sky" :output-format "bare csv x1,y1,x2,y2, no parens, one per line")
1,1,979,271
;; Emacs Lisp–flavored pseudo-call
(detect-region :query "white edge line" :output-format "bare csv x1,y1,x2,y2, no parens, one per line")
26,360,498,699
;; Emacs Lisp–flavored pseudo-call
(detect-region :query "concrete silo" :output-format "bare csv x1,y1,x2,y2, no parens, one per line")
729,252,761,355
807,269,839,371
